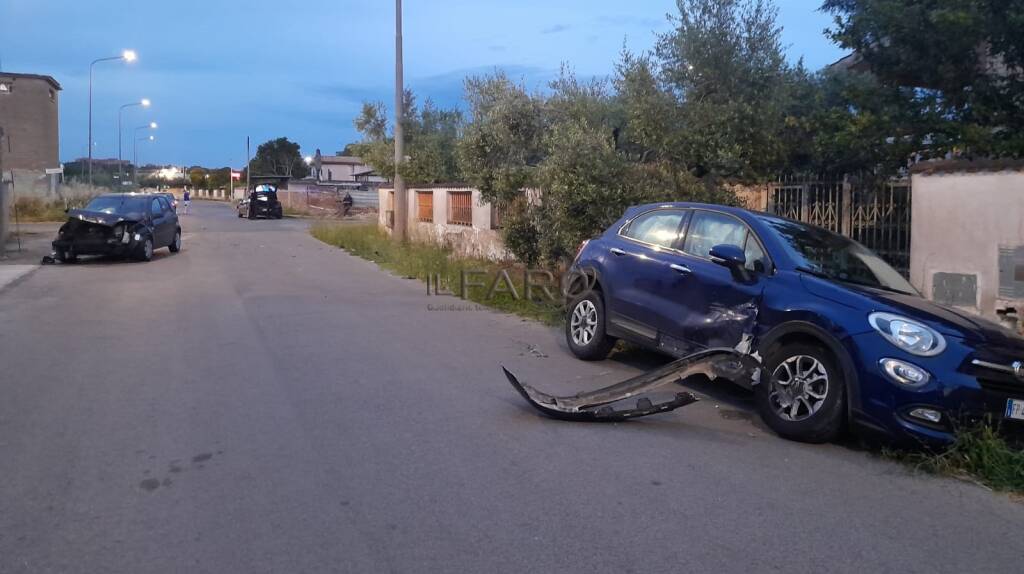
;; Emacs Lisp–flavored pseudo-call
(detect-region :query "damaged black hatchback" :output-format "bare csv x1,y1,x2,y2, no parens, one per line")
52,193,181,263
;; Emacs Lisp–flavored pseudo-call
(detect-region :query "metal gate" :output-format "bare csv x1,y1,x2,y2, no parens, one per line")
768,174,912,276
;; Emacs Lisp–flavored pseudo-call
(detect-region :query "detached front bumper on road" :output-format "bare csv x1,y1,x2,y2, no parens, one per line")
504,348,760,421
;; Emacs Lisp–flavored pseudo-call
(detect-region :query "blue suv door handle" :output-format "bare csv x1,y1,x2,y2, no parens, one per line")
670,264,692,275
610,248,626,256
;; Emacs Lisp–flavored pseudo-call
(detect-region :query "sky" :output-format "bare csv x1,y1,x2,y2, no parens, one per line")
0,0,843,168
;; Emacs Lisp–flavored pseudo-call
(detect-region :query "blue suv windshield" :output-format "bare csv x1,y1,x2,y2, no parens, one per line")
758,215,917,295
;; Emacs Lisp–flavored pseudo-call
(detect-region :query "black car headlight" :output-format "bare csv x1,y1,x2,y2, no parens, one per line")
868,312,946,356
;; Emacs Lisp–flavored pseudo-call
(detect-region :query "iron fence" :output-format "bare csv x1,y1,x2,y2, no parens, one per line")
768,174,912,276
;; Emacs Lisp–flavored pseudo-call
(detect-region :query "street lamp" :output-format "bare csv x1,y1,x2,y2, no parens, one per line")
88,49,138,185
117,98,151,185
134,134,155,189
133,122,158,174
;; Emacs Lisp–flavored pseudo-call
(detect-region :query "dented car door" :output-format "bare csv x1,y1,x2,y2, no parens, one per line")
665,209,767,350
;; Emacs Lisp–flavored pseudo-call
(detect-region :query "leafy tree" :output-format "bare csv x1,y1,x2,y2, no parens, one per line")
458,72,547,206
459,65,737,263
251,137,310,179
188,169,207,190
653,0,797,180
350,92,463,184
822,0,1024,159
208,168,230,189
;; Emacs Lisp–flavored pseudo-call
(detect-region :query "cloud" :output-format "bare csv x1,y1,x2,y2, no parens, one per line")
541,24,571,34
595,14,669,29
310,64,558,111
308,83,386,104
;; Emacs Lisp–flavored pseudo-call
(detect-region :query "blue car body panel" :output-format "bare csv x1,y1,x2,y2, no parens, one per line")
572,202,1024,445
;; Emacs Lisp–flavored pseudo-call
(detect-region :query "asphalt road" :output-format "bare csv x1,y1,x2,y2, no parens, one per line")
1,201,1021,574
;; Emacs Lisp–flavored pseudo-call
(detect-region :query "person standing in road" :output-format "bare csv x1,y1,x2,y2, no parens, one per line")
342,192,354,217
182,189,191,215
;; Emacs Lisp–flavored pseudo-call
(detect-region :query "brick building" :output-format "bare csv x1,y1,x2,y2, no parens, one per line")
0,72,62,172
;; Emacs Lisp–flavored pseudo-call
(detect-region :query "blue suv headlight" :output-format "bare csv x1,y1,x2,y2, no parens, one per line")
868,312,947,356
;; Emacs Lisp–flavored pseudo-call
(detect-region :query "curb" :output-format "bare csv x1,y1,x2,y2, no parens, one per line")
0,265,40,294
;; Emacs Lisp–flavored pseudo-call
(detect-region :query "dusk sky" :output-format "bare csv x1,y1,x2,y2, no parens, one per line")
1,1,843,168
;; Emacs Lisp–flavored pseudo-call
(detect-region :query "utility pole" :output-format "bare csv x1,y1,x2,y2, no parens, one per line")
0,126,7,256
392,0,408,242
246,137,251,196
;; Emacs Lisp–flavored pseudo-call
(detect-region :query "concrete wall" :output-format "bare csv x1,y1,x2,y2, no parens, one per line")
378,186,511,261
910,167,1024,320
0,74,60,173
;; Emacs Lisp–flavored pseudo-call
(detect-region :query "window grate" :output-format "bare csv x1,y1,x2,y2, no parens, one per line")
448,191,472,226
417,191,433,222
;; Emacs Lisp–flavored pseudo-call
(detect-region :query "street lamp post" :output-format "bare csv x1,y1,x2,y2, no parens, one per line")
134,135,154,189
118,99,150,186
88,50,136,185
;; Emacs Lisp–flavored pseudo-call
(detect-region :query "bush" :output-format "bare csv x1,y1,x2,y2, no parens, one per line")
500,202,541,266
13,196,92,222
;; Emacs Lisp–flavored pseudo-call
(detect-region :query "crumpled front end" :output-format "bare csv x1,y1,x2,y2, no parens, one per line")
52,217,141,258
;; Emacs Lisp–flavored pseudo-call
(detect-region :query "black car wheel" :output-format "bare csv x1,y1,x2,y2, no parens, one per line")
169,230,181,253
135,236,154,262
56,248,77,263
755,342,845,443
565,291,616,361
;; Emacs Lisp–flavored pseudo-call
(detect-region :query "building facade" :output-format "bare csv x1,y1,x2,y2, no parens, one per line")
0,73,61,173
316,155,386,184
378,185,511,261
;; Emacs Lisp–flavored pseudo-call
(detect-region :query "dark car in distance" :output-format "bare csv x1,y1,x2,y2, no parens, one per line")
237,184,283,219
566,202,1024,446
153,191,178,211
52,193,181,262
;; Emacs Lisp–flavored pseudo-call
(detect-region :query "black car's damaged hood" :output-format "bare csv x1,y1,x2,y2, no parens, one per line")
66,209,141,227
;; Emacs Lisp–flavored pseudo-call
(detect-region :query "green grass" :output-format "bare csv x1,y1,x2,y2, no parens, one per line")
888,424,1024,494
310,223,564,325
13,196,93,222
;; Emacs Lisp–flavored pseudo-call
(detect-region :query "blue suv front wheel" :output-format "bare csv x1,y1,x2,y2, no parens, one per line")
756,342,846,443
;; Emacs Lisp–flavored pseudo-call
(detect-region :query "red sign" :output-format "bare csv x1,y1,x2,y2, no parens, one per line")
231,171,242,180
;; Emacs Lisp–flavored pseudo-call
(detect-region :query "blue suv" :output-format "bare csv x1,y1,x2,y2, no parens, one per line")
565,202,1024,446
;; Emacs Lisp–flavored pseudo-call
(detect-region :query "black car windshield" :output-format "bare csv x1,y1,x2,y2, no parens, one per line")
758,215,918,295
85,195,149,215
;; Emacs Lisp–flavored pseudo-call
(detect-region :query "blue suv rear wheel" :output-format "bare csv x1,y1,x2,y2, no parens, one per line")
566,291,617,361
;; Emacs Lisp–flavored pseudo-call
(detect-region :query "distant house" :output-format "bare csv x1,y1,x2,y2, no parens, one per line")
287,154,386,209
317,155,386,185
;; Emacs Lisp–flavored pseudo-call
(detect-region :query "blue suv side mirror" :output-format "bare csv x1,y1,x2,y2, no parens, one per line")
709,244,746,269
710,244,751,282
